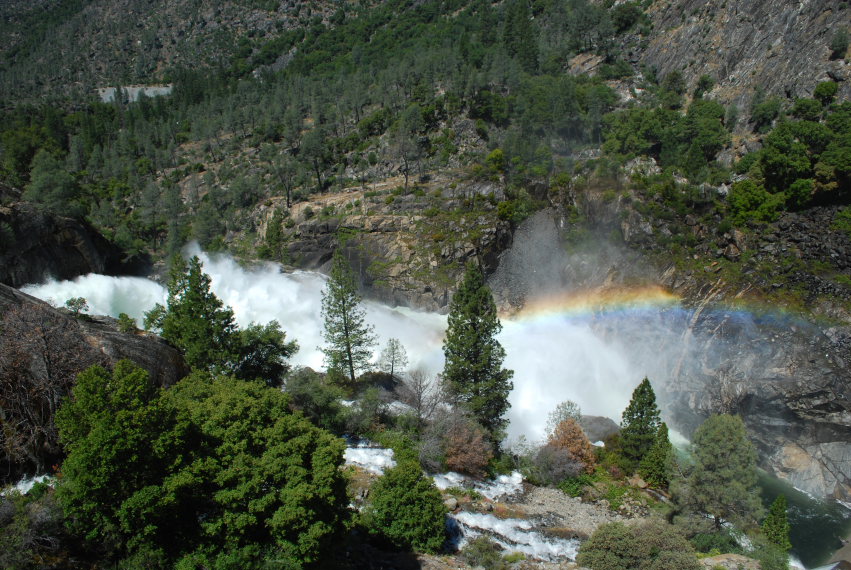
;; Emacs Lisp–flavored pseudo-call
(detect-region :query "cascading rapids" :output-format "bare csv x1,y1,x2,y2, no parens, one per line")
21,248,693,444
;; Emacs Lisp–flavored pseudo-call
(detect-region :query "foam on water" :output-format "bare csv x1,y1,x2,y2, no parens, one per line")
453,511,580,561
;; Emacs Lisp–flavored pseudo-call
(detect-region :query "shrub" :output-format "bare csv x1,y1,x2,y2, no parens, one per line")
461,536,508,570
577,519,701,570
364,461,446,553
444,415,494,478
532,443,584,486
814,81,839,106
117,312,137,333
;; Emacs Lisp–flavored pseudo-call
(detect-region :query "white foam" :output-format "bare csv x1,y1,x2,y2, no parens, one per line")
453,511,580,561
343,447,396,475
1,474,53,496
431,471,524,501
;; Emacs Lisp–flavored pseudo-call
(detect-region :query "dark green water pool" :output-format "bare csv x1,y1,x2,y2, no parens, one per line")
759,473,851,568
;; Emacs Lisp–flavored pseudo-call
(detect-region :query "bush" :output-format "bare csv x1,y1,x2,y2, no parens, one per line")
577,520,701,570
364,461,447,553
548,418,596,474
116,312,137,333
531,444,584,486
460,536,508,570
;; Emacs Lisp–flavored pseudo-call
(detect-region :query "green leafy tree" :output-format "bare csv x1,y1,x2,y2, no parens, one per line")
57,361,349,566
442,262,514,443
364,461,446,553
677,414,764,529
321,250,377,384
55,360,191,557
165,373,349,566
23,149,84,217
620,377,661,470
762,494,792,552
145,256,295,381
144,255,239,372
378,338,408,379
234,321,298,387
638,422,675,488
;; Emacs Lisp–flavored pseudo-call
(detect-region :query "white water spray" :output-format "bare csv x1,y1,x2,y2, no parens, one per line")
21,249,667,443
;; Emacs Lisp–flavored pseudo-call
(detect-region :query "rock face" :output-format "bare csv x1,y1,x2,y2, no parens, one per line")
0,283,188,388
0,282,188,478
0,199,135,288
641,0,851,123
259,176,512,311
661,309,851,500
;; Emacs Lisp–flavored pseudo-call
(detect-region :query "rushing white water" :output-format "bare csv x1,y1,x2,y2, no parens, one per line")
453,511,580,561
20,247,666,443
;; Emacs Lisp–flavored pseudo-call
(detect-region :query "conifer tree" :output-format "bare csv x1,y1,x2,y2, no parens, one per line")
321,250,376,384
638,422,674,488
681,414,764,529
762,494,793,552
620,377,661,469
442,262,513,443
144,255,239,372
378,338,408,379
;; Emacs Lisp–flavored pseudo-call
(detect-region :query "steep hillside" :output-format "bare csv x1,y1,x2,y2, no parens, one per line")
641,0,851,123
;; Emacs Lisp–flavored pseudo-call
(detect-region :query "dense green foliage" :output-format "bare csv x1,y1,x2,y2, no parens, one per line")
638,422,674,488
730,97,851,223
55,360,349,567
144,255,297,384
675,414,764,529
619,377,661,471
363,461,446,553
762,494,792,552
576,519,701,570
320,250,377,384
442,262,513,443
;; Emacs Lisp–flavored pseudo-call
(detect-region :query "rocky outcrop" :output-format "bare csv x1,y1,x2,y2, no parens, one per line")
0,282,188,478
641,0,851,125
258,176,512,311
0,199,141,288
0,282,188,388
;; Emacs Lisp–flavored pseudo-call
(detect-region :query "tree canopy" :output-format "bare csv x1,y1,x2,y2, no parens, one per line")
56,360,349,566
144,255,297,384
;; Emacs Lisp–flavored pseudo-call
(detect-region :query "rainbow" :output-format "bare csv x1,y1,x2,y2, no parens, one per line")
506,285,681,322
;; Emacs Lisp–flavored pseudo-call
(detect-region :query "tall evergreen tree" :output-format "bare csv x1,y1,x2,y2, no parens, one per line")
321,250,376,384
620,377,662,469
680,414,764,529
762,494,793,552
442,262,513,443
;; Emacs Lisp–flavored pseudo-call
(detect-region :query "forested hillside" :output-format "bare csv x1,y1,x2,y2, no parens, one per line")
1,1,851,567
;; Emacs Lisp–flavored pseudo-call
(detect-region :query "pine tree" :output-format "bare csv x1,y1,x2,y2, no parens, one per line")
378,338,408,379
638,422,674,488
681,414,764,529
442,262,513,443
620,377,661,470
321,250,376,384
762,494,793,552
